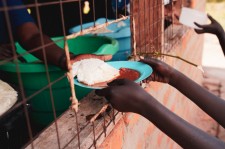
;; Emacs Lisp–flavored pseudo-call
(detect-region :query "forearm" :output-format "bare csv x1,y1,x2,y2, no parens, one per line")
140,95,225,149
17,22,69,69
213,22,225,55
21,34,65,67
216,29,225,56
169,70,225,127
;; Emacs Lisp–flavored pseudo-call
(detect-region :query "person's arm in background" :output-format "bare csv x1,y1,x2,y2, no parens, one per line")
8,0,111,70
16,22,68,69
17,23,112,70
95,79,225,149
6,0,65,67
141,58,225,128
194,14,225,56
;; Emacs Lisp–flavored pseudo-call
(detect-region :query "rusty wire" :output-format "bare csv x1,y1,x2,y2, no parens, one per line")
1,0,35,148
35,0,62,147
88,111,120,149
0,0,80,11
0,0,188,148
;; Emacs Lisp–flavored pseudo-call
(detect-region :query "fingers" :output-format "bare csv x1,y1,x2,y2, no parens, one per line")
0,47,13,54
194,22,206,34
95,87,111,97
0,49,13,59
194,22,203,28
107,79,126,86
96,79,133,97
194,22,211,29
144,77,152,83
148,75,154,82
2,52,12,57
207,14,215,22
145,72,159,82
140,57,160,67
194,29,205,34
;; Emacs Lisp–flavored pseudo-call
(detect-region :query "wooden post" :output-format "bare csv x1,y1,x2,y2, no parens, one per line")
130,0,163,57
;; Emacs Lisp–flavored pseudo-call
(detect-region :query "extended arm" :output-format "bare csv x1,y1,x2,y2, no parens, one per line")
96,79,225,149
141,58,225,128
216,28,225,55
16,22,112,70
141,87,225,149
169,69,225,128
16,22,67,68
4,0,111,70
195,15,225,55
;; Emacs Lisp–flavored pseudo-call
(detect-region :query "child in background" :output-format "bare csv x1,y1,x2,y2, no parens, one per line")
195,14,225,56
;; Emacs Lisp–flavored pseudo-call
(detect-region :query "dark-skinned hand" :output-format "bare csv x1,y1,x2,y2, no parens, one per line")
194,14,223,35
95,79,151,114
0,44,13,60
140,57,176,84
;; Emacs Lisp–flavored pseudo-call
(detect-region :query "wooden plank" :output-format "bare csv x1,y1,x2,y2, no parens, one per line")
25,91,122,149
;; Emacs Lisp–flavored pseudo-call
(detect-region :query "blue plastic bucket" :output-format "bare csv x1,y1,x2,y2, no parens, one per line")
69,18,131,61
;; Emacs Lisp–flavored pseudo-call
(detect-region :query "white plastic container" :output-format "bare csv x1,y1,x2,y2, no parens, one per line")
179,7,208,29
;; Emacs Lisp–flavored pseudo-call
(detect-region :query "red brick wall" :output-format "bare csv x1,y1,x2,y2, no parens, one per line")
99,0,207,148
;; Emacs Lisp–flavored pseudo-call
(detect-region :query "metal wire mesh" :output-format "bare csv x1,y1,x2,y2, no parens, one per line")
163,0,192,53
0,0,190,148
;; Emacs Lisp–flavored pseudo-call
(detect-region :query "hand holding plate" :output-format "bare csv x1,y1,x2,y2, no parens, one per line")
140,57,175,84
95,79,151,114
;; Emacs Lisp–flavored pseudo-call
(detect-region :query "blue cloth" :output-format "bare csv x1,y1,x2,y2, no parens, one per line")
0,0,34,43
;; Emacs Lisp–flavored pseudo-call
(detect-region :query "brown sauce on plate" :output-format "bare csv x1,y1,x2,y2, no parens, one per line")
116,68,140,81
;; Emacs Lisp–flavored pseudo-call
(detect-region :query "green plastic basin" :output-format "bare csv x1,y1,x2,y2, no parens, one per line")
15,35,119,63
0,35,118,126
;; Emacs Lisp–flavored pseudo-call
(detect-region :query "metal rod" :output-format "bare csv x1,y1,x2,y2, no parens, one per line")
2,0,35,148
75,110,81,149
34,0,61,148
88,111,120,149
138,0,141,55
105,0,108,22
103,112,107,137
79,0,83,31
92,0,96,27
92,122,97,149
0,0,80,11
144,0,146,54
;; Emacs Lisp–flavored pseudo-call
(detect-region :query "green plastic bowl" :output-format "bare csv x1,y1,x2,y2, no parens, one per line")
0,35,118,125
14,35,119,63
